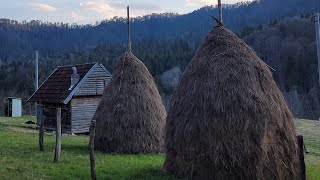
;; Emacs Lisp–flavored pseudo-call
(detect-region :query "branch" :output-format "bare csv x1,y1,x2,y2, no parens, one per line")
210,15,223,26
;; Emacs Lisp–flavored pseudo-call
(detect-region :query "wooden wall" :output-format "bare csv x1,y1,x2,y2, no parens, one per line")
40,64,111,134
75,65,111,96
71,97,101,134
42,104,71,133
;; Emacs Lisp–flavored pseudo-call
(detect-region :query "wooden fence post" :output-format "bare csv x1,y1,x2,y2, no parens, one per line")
39,105,44,151
297,135,306,180
54,107,62,162
89,120,97,180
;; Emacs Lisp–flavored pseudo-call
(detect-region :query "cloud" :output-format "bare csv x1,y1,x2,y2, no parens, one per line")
80,1,113,14
71,12,89,21
130,3,163,16
185,0,252,7
79,1,164,19
30,3,57,12
186,0,212,7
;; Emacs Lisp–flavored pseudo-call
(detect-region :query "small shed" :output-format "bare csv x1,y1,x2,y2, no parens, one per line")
28,63,111,134
4,97,22,117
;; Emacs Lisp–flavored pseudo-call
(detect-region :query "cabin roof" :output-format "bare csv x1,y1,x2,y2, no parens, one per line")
28,63,110,104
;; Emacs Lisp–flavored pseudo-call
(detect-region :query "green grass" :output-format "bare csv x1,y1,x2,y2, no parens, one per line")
0,117,319,179
0,116,174,180
295,119,320,180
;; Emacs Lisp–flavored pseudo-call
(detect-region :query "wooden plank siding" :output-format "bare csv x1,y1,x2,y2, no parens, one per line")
74,65,111,96
37,64,111,134
42,104,72,133
71,97,101,134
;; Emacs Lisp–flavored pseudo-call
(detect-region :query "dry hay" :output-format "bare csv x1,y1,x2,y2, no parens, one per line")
164,26,299,179
93,51,166,154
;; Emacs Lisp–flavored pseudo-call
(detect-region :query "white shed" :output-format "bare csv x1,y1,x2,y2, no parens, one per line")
5,97,22,117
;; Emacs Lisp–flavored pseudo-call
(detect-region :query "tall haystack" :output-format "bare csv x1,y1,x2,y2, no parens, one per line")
164,25,299,179
93,7,166,154
93,51,166,154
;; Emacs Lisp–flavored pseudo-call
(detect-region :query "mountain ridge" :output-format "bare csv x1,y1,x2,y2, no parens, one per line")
0,0,319,59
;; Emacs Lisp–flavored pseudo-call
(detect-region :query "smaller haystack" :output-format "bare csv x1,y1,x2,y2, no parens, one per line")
93,51,166,153
164,25,299,179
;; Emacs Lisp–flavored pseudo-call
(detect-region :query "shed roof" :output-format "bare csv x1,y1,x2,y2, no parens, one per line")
28,63,108,104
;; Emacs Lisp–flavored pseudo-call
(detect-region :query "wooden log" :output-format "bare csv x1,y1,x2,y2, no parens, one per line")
39,106,44,151
297,135,306,180
89,120,97,180
54,108,62,162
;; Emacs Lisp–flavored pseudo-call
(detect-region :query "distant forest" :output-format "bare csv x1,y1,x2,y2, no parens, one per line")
0,0,320,119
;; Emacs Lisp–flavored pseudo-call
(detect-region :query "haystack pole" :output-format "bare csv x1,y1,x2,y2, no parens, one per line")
312,13,320,85
218,0,222,23
297,135,306,180
127,6,131,52
92,6,166,154
89,120,97,180
54,107,62,162
35,50,39,120
163,0,299,179
39,105,44,151
35,50,44,152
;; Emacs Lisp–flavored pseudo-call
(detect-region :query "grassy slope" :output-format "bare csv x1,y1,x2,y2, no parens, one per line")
0,116,319,179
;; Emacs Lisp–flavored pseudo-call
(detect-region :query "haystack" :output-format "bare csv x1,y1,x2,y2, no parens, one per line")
164,26,299,179
93,51,166,154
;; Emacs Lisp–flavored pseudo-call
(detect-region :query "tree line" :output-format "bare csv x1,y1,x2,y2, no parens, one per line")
1,0,320,118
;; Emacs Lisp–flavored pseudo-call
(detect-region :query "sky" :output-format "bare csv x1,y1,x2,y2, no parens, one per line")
0,0,253,24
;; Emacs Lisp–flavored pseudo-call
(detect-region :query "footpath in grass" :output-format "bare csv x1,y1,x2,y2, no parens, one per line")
0,116,320,179
0,116,174,180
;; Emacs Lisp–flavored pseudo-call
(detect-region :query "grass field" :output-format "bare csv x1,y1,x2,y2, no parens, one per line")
0,116,174,180
0,116,319,180
295,120,320,179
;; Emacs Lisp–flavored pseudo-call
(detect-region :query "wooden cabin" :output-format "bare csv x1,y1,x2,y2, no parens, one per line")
28,63,111,134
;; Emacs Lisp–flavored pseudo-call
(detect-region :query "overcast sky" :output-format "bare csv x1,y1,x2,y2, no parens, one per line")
0,0,253,24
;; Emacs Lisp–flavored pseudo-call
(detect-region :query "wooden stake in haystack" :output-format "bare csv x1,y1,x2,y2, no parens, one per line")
218,0,222,23
211,0,223,26
127,6,132,52
92,6,166,154
163,0,299,179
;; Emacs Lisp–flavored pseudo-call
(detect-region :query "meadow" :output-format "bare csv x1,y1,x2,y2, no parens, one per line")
0,116,319,179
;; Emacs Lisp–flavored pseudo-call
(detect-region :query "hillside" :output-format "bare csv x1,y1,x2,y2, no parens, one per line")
0,0,319,58
0,0,319,118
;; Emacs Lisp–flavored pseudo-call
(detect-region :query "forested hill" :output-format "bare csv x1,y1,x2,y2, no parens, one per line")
0,0,319,59
0,0,320,118
240,17,319,119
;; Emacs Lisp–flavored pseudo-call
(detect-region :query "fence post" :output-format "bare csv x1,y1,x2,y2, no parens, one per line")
89,120,97,180
54,107,62,162
297,135,306,180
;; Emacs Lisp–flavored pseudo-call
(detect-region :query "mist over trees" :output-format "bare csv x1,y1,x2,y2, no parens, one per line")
0,0,320,118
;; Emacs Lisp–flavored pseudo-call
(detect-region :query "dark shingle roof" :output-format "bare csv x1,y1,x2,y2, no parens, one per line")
28,63,96,104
